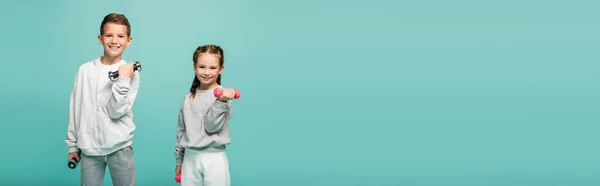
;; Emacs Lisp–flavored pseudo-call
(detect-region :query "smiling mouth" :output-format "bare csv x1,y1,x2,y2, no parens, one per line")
108,46,121,50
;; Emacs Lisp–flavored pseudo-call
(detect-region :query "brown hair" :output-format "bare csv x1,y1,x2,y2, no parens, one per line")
190,44,224,98
100,13,131,36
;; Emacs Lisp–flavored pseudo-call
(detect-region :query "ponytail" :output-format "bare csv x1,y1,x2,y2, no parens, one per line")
189,75,200,98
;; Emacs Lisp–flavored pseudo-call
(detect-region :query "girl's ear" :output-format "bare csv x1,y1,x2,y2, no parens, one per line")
219,66,224,74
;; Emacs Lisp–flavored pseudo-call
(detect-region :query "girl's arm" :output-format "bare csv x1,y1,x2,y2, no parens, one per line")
204,100,232,134
174,104,186,166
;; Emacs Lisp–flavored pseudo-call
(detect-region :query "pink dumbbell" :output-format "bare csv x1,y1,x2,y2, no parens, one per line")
175,173,181,183
214,88,240,99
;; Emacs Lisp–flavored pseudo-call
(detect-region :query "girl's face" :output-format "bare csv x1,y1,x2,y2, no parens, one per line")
194,54,223,89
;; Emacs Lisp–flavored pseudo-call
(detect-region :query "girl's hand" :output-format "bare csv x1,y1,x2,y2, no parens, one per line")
175,166,181,175
217,88,236,102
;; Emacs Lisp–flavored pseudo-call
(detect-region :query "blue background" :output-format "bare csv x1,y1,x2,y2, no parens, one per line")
1,0,599,185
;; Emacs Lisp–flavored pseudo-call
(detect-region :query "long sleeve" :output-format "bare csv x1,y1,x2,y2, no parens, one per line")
204,100,232,134
108,72,140,119
175,104,186,166
65,70,81,153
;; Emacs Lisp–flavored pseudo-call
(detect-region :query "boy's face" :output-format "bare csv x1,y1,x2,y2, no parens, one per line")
194,54,223,86
98,23,131,58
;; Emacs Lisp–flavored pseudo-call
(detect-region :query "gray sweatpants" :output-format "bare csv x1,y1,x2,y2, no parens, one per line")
80,146,136,186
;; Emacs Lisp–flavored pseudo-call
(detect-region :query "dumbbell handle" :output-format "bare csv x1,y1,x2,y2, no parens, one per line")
108,61,142,81
214,88,240,99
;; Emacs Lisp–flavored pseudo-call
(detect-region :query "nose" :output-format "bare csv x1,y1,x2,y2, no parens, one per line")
201,69,210,76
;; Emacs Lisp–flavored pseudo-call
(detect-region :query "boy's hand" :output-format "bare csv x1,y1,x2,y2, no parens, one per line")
175,166,181,175
68,152,80,162
217,88,236,102
118,62,135,78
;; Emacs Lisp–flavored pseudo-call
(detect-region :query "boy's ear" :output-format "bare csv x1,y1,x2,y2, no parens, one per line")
97,34,102,45
126,36,132,47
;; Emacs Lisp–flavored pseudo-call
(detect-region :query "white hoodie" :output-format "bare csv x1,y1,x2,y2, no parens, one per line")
65,57,141,156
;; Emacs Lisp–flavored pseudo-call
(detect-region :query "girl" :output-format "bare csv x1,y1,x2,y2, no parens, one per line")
174,44,237,186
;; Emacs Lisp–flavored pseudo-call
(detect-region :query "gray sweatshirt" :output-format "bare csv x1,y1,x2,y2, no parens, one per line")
174,86,232,166
65,57,141,156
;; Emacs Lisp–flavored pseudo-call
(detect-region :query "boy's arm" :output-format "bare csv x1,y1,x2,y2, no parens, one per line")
175,104,186,166
108,72,140,119
204,100,232,134
65,70,80,153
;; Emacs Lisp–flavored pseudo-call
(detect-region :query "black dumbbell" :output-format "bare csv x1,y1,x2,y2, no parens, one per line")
108,61,142,81
68,158,79,169
67,151,81,169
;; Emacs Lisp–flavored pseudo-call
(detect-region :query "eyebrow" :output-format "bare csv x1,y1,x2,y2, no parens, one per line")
198,64,219,67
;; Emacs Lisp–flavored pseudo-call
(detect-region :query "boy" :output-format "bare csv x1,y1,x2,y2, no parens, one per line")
65,13,140,186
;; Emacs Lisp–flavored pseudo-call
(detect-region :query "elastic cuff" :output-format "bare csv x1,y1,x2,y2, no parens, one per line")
68,146,79,153
214,100,230,110
116,76,132,86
